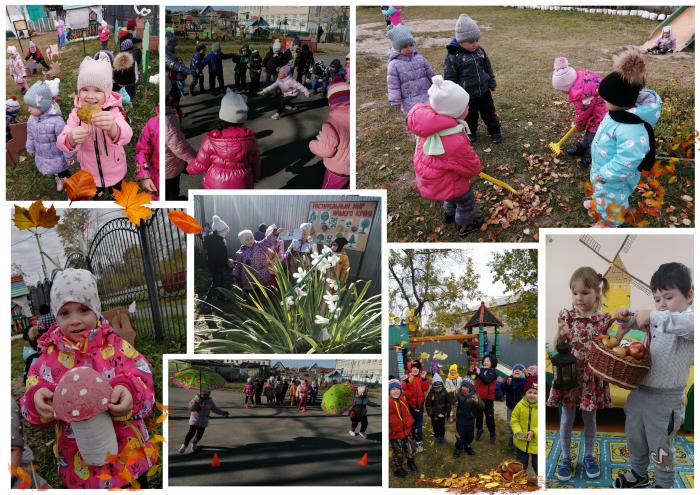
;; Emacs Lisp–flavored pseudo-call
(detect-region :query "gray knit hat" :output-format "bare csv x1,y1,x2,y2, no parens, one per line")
387,24,415,51
77,56,113,98
212,42,221,53
219,88,248,124
50,268,102,318
455,14,481,42
24,80,53,114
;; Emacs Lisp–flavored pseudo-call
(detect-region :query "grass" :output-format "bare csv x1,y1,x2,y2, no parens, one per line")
356,6,694,241
6,32,160,201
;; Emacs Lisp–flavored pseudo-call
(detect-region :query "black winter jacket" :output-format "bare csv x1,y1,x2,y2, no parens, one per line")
425,386,451,418
444,39,496,98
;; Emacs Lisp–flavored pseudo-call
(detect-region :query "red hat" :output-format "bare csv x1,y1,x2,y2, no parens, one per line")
524,375,538,393
127,19,137,30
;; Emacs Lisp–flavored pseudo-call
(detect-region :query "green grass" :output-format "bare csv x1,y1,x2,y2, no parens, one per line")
6,32,159,200
356,6,694,241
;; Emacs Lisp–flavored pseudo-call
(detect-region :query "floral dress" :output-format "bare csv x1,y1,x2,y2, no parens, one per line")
547,308,612,412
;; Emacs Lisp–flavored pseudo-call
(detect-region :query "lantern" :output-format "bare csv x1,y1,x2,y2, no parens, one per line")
551,342,578,390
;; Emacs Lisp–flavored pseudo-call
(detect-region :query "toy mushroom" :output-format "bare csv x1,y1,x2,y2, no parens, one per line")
53,367,118,466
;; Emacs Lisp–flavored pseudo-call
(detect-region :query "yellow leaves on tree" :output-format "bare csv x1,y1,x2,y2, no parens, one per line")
168,211,203,234
13,200,60,230
63,170,97,203
113,181,154,225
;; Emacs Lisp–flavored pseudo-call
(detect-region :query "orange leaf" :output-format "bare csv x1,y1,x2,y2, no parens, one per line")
113,181,154,225
13,200,60,230
168,210,203,234
668,176,678,184
96,472,112,481
150,434,166,445
156,412,168,424
106,453,120,464
63,170,97,202
635,220,651,228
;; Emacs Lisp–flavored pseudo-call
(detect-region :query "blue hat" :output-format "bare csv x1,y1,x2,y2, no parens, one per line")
387,24,415,51
513,363,526,372
388,379,402,394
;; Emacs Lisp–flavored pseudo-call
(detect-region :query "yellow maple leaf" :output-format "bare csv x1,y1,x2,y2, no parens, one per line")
150,434,166,445
13,200,60,230
146,463,160,477
113,181,154,225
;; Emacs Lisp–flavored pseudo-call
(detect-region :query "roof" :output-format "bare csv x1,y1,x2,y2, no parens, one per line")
11,276,28,298
463,301,503,329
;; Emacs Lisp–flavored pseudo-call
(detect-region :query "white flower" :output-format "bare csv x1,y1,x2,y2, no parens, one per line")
285,296,294,305
315,315,330,325
310,251,323,263
292,266,306,282
320,327,331,341
323,291,339,306
326,278,338,291
328,253,340,267
294,287,308,298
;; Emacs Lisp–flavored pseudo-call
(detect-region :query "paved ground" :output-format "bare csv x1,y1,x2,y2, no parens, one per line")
178,43,347,192
167,386,382,486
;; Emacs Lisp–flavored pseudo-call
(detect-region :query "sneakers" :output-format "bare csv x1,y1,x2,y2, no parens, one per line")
358,432,367,439
453,448,461,459
407,458,417,472
465,445,476,455
443,212,455,224
55,175,64,192
583,455,600,479
394,467,408,477
489,433,496,444
491,132,503,144
190,442,198,453
178,443,187,454
613,470,650,488
415,442,424,453
271,113,280,120
459,217,484,238
475,429,484,441
348,429,357,436
556,457,572,481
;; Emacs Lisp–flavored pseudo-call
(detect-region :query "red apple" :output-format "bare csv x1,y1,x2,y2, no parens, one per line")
628,342,646,359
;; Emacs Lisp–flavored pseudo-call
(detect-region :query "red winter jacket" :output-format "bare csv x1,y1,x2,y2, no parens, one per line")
402,374,429,409
475,356,499,400
389,396,414,440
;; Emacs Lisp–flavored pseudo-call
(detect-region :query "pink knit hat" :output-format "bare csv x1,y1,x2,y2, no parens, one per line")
327,79,350,109
552,57,577,92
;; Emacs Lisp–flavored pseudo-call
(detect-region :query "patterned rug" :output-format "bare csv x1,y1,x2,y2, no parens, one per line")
546,430,694,488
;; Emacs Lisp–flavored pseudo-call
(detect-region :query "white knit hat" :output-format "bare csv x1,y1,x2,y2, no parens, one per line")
219,88,248,124
211,215,230,237
7,46,18,56
428,75,470,118
455,14,481,42
272,39,281,53
552,57,577,92
77,56,113,98
50,269,102,318
300,222,313,233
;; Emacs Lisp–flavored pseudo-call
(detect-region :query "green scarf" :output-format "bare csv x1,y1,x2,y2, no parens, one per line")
421,122,467,156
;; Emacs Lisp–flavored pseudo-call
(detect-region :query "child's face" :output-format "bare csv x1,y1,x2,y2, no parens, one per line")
483,356,492,368
571,279,597,314
390,387,401,399
513,368,523,379
27,106,43,116
525,388,537,404
241,233,255,248
278,70,287,79
399,44,415,56
79,86,106,106
460,39,480,52
411,366,420,376
653,287,693,312
56,302,98,342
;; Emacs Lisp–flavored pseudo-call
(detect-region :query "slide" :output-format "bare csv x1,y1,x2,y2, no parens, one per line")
496,362,512,378
641,6,695,52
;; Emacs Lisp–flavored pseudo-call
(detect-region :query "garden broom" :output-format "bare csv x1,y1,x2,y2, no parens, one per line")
548,124,576,156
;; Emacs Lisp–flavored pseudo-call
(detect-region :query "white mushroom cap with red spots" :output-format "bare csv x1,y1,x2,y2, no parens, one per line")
53,367,113,422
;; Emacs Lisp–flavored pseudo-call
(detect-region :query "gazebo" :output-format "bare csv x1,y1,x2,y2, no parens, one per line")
463,301,503,364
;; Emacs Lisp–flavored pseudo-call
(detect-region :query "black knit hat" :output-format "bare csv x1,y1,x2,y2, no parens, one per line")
598,49,646,108
332,237,349,251
113,52,136,86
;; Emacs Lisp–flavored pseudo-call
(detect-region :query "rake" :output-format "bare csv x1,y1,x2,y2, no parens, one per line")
479,172,520,196
548,124,577,156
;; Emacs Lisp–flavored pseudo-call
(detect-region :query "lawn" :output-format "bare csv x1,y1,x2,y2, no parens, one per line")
6,31,160,201
356,6,694,241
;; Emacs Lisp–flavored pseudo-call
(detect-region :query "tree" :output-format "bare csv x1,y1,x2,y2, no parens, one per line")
11,262,26,278
56,208,92,257
389,249,482,335
488,249,538,340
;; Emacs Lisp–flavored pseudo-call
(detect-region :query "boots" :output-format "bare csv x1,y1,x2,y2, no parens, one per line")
407,458,418,472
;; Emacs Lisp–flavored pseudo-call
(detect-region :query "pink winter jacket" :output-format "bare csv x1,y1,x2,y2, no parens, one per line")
187,126,261,189
407,103,483,201
98,24,111,42
243,382,255,396
57,92,133,187
569,70,607,133
20,323,156,489
165,106,196,180
9,54,27,84
188,396,227,427
309,102,349,176
261,75,310,98
135,108,160,199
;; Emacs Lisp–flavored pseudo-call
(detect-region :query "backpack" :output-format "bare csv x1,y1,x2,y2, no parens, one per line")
608,110,656,171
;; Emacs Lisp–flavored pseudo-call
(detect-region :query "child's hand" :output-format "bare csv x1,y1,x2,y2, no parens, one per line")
108,385,133,416
257,91,265,96
70,127,90,146
140,178,157,193
526,431,534,441
635,309,651,328
615,307,632,321
34,387,54,419
475,367,481,375
91,111,117,136
421,371,427,379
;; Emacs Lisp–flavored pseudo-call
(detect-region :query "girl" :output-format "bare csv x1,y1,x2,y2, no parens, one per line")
187,89,261,189
309,380,319,405
243,378,254,406
402,359,429,451
178,388,229,454
389,379,417,477
57,57,132,199
288,380,298,407
56,18,66,49
511,376,538,473
444,364,462,422
648,26,676,54
264,378,275,405
260,64,310,121
349,386,379,438
20,269,156,488
8,46,29,93
382,6,403,26
165,78,196,200
310,79,350,189
25,41,50,71
474,354,498,443
387,24,435,115
552,57,607,168
425,374,450,445
547,266,612,481
98,21,111,51
297,379,309,410
135,106,159,199
24,80,73,192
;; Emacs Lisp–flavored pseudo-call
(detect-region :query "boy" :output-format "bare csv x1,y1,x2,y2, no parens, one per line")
453,377,481,458
444,14,501,143
389,379,417,477
402,359,429,451
503,363,527,450
613,262,693,488
425,374,451,445
511,376,538,472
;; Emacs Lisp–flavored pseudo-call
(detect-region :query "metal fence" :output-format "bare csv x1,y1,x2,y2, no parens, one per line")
62,209,187,343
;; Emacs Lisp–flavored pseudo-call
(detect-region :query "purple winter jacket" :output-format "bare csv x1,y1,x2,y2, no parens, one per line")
189,396,228,427
26,104,72,175
387,48,435,115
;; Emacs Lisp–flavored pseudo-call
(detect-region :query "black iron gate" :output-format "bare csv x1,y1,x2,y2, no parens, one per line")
63,209,186,343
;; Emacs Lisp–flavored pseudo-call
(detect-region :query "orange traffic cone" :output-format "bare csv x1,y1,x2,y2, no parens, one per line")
301,407,306,414
211,452,221,468
358,452,368,466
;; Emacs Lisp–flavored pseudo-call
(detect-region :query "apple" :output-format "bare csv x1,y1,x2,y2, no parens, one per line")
603,336,618,349
628,342,646,359
612,346,628,358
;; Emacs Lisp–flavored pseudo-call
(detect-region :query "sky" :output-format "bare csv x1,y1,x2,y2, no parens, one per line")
278,360,336,368
167,6,238,13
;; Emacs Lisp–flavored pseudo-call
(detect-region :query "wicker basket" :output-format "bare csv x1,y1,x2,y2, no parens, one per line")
587,339,651,390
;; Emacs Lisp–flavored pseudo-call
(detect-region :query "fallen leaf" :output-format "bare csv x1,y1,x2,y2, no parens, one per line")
681,195,693,203
168,210,203,234
113,181,154,225
63,170,97,202
681,218,691,226
483,147,492,153
13,200,60,230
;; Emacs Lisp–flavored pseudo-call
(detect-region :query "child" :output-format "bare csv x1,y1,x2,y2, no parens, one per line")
474,354,498,443
56,18,66,49
444,363,462,422
310,380,319,405
118,19,137,53
349,386,379,438
112,51,137,107
248,49,263,94
613,262,693,488
551,57,607,168
264,378,275,404
234,44,251,91
24,80,73,192
165,33,191,107
511,376,538,472
310,60,327,95
345,54,351,81
203,42,233,95
425,373,450,445
330,237,350,284
187,89,260,188
165,78,196,200
189,43,207,95
178,389,229,454
547,266,612,481
289,380,298,407
402,359,429,451
647,26,676,54
309,79,350,189
19,269,156,488
57,57,133,199
386,24,435,115
11,398,50,489
25,41,50,71
294,44,314,84
503,363,527,449
243,377,254,406
453,377,481,457
444,14,502,143
98,20,111,51
263,40,283,84
588,49,662,227
260,64,310,120
8,46,29,93
134,106,159,199
297,379,309,410
406,75,484,237
389,379,417,477
381,6,403,26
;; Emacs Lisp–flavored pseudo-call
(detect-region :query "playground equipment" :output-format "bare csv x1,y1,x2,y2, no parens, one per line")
641,6,695,53
548,124,576,156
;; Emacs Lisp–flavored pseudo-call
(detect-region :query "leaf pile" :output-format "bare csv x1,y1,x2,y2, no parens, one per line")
417,460,539,493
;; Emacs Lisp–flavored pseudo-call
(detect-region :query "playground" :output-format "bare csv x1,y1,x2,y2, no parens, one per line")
356,6,695,241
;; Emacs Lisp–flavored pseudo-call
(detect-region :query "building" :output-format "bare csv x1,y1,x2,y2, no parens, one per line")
11,275,31,335
222,359,271,367
336,359,381,384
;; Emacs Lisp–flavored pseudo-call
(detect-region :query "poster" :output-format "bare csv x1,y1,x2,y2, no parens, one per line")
306,201,377,252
